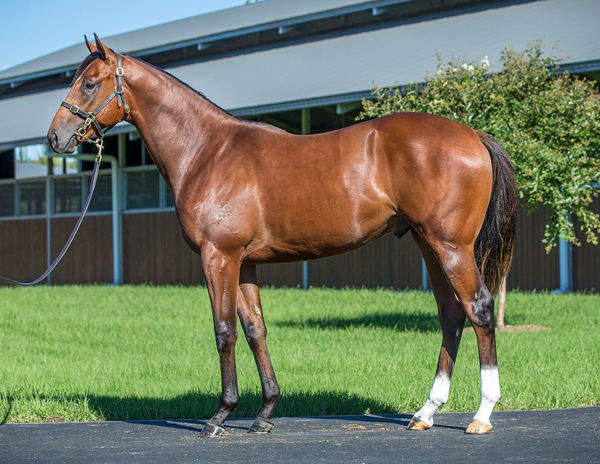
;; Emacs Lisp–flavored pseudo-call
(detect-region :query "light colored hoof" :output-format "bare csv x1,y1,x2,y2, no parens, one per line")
465,419,492,434
407,416,432,431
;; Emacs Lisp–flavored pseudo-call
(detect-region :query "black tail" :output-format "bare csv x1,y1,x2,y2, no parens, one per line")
474,131,517,295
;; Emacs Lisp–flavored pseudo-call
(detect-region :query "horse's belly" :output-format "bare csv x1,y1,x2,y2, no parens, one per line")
245,209,406,264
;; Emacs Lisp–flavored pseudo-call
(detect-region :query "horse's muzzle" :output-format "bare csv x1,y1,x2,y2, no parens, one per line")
48,130,76,154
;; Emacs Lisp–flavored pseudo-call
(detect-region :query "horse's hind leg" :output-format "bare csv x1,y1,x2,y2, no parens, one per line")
426,237,500,434
237,263,281,433
408,232,466,430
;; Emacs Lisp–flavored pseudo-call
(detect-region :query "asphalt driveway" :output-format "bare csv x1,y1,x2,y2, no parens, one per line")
1,407,598,463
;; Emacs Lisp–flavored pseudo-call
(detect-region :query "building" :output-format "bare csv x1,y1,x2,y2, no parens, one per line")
0,0,598,290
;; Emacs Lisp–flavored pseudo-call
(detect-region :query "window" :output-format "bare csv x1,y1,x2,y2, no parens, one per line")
142,142,154,165
165,187,175,207
89,173,112,211
0,149,15,179
125,133,143,166
126,170,159,209
80,135,117,172
20,180,46,215
15,145,50,179
0,183,15,216
54,177,82,213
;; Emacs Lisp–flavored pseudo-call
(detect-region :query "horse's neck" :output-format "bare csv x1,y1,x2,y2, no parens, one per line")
124,57,236,199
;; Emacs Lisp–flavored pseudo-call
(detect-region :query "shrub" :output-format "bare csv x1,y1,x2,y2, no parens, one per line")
359,41,600,250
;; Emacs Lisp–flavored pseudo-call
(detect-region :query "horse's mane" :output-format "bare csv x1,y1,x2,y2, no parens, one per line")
140,58,236,117
138,57,286,132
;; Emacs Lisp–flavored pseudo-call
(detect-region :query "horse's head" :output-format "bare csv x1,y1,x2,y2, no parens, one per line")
48,34,129,153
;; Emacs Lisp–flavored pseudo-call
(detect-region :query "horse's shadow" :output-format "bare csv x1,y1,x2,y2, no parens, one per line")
0,390,395,424
272,311,439,332
0,389,464,431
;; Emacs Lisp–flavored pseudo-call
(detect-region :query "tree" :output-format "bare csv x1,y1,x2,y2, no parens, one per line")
359,42,600,326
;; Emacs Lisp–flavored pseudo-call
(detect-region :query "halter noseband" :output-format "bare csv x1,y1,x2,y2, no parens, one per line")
61,53,130,144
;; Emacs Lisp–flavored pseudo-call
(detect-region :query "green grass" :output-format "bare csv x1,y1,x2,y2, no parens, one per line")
0,286,598,423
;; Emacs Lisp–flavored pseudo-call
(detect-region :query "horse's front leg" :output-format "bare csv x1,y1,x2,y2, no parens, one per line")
237,264,281,433
199,243,242,437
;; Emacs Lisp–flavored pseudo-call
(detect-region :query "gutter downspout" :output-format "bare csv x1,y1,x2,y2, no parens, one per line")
558,237,573,293
552,213,573,295
421,258,429,292
301,108,310,290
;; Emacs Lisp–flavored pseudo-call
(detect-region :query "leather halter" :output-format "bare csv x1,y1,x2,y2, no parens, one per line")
61,53,130,142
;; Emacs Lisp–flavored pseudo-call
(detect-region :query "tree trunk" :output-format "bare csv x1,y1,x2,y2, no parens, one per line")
496,275,507,328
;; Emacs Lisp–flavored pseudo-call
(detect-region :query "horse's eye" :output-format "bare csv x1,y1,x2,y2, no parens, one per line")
84,81,95,90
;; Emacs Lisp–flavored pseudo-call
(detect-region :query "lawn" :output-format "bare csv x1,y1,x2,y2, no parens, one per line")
0,286,598,423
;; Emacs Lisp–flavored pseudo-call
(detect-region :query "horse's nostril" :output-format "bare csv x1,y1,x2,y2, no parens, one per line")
51,131,58,150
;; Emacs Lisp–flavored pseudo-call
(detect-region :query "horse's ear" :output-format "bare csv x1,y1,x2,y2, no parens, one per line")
84,34,96,54
93,33,107,60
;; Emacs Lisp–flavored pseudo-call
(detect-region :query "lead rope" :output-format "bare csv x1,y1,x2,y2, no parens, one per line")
0,138,103,286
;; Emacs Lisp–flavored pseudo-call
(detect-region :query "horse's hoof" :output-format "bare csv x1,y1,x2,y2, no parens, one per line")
465,419,492,434
248,418,274,433
407,416,432,431
200,422,226,437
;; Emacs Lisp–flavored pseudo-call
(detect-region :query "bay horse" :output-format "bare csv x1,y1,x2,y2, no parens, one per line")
48,35,517,436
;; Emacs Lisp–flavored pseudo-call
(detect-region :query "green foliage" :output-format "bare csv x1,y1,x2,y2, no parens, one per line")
359,42,600,250
0,286,598,423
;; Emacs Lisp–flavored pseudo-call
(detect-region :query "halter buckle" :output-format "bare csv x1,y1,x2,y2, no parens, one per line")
114,84,123,94
116,67,124,77
69,105,79,114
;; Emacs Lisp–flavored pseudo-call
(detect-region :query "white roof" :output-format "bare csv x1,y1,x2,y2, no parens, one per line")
1,0,599,148
0,0,378,82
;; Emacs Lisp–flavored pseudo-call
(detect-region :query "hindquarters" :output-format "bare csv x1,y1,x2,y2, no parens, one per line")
374,113,495,248
374,115,516,292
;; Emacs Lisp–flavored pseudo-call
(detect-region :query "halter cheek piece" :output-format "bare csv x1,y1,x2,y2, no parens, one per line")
61,53,130,144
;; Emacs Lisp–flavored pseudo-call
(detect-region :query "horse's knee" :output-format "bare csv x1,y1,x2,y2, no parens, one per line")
469,289,494,330
215,321,238,353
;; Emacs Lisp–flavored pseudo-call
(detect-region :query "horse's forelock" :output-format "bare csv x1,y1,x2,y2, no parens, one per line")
70,51,103,85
